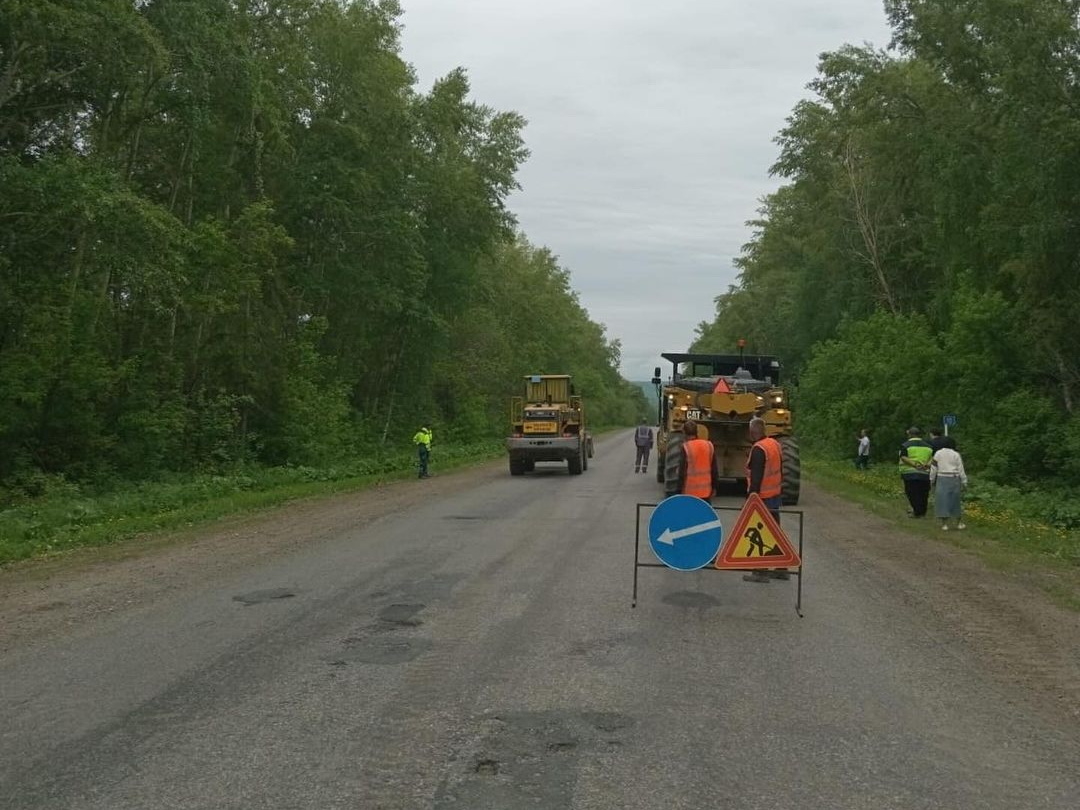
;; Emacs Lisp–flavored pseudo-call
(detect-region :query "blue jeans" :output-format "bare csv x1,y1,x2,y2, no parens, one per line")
762,494,782,523
417,446,430,477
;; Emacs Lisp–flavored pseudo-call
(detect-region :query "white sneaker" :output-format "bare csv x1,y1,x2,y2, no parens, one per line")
957,522,966,530
941,524,949,531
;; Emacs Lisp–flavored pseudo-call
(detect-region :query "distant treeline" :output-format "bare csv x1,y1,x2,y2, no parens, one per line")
0,0,644,495
694,0,1080,488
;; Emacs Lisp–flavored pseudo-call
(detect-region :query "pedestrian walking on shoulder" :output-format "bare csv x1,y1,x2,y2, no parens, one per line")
929,427,957,453
743,417,788,583
855,429,870,470
413,425,433,478
930,445,967,531
633,419,654,473
899,426,933,517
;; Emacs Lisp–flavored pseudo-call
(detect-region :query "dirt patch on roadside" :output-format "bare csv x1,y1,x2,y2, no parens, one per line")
803,483,1080,725
0,460,505,654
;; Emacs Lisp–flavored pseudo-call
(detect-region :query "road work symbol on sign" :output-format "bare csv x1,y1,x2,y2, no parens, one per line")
648,495,724,571
715,493,801,570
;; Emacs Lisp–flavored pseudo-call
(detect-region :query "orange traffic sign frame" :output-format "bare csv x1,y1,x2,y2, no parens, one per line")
715,493,802,569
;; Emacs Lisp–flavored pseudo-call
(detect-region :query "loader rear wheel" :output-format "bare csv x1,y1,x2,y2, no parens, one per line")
582,445,589,471
662,433,684,496
568,451,583,475
778,436,801,505
524,459,535,472
655,456,664,483
509,457,526,476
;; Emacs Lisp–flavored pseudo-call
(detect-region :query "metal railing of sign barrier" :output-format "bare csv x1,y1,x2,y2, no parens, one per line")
633,503,805,617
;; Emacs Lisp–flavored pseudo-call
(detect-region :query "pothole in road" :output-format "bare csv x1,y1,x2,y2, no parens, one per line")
662,590,720,609
336,635,432,665
232,588,296,606
547,741,577,753
378,603,425,626
434,711,635,808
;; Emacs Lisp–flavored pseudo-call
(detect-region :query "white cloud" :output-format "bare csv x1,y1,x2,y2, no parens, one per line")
399,0,893,378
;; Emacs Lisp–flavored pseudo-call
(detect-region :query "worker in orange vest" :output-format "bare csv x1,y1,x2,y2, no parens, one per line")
743,416,789,583
676,420,720,501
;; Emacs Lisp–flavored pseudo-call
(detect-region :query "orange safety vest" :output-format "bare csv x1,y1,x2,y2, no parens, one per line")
746,437,782,499
682,439,715,498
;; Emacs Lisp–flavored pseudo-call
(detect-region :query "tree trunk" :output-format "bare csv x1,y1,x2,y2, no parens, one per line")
843,140,898,315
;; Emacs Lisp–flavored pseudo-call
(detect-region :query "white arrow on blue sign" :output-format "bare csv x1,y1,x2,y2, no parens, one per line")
943,414,958,427
648,495,724,571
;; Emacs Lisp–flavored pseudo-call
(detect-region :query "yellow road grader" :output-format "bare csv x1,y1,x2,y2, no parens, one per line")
651,352,800,504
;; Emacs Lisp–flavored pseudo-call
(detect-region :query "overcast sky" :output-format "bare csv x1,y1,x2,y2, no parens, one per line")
398,0,894,380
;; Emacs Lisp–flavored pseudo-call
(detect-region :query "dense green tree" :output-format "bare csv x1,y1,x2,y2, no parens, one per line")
693,0,1080,487
0,0,639,494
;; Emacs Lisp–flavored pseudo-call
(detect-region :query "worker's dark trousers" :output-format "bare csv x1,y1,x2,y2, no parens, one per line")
418,446,430,478
634,446,651,471
903,476,931,517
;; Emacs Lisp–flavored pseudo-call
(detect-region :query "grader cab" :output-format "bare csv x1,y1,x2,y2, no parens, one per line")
652,352,800,504
507,375,593,476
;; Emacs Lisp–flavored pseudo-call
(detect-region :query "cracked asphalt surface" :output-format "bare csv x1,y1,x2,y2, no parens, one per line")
2,431,1079,809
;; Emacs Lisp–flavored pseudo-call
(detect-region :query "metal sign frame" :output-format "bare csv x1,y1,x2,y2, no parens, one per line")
633,502,805,617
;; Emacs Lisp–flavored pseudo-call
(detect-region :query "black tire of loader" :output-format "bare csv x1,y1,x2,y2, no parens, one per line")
663,432,684,496
510,456,526,476
568,449,583,475
779,436,801,505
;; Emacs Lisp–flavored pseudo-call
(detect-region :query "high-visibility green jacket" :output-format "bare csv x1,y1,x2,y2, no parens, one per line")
899,438,932,478
413,429,432,449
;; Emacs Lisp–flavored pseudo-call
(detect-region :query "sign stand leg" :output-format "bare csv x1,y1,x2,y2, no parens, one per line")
632,504,641,608
795,510,804,618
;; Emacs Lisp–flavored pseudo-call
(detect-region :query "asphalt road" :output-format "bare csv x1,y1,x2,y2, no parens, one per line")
2,433,1079,809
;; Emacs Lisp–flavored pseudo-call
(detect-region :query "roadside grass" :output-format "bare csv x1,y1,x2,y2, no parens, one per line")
0,441,506,566
806,456,1080,609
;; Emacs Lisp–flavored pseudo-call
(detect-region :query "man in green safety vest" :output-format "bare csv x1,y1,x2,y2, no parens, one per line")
899,426,933,518
413,426,433,479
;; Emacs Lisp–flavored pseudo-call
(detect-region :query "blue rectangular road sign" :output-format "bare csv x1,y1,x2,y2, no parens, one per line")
943,414,958,427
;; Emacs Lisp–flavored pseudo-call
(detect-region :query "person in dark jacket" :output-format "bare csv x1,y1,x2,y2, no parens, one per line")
929,427,957,453
633,419,654,474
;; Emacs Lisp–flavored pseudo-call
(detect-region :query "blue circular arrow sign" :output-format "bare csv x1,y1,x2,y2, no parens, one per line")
648,495,724,571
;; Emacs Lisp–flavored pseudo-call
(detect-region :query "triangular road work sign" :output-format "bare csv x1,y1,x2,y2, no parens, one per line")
715,492,801,569
712,377,731,394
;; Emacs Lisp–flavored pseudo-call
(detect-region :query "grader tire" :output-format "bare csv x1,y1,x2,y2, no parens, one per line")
779,436,801,505
663,433,684,496
509,456,526,476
